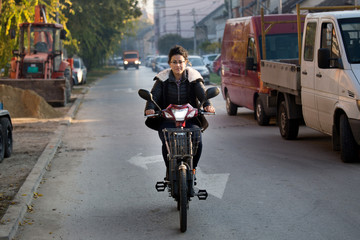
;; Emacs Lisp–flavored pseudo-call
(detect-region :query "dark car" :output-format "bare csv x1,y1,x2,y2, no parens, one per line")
188,55,210,85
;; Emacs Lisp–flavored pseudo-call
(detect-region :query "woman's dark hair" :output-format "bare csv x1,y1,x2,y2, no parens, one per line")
168,45,188,63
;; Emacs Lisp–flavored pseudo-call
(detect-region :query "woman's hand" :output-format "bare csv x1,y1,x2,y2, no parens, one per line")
145,109,155,116
204,105,215,113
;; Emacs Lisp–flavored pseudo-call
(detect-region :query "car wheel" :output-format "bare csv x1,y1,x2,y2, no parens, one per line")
278,100,299,140
1,117,12,158
340,114,359,162
204,77,210,85
226,92,237,116
72,77,78,86
255,98,270,126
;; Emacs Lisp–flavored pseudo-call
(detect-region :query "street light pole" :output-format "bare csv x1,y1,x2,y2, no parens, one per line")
192,8,197,54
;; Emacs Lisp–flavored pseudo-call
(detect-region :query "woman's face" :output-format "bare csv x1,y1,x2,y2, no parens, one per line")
169,54,187,76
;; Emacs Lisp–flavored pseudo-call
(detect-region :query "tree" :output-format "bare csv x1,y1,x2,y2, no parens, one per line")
0,0,142,71
0,0,73,73
65,0,142,69
199,40,221,54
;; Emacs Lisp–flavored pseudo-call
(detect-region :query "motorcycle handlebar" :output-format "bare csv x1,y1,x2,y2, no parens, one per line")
144,110,215,118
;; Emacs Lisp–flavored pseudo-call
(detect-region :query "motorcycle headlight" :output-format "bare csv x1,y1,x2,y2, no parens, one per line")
172,108,188,121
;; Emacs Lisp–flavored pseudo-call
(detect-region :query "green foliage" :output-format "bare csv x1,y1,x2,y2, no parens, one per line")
0,0,142,72
0,0,72,73
199,40,221,54
65,0,142,69
157,34,193,55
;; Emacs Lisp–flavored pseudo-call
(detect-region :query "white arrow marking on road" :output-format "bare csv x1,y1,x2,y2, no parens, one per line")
113,88,136,93
196,167,230,199
128,154,230,199
128,153,163,169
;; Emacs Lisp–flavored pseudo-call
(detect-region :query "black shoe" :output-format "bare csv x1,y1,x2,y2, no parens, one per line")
164,169,169,181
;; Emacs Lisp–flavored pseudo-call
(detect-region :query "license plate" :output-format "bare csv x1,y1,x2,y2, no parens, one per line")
27,66,39,73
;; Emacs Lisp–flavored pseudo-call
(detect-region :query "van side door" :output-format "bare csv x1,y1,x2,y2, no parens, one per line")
301,20,321,131
315,21,340,134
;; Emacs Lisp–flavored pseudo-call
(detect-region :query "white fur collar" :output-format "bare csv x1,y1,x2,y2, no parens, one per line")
154,67,203,82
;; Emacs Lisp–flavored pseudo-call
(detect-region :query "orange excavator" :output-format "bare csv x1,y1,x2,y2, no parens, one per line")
1,5,72,106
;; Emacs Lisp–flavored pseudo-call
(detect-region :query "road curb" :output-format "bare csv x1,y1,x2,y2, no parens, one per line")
0,95,84,240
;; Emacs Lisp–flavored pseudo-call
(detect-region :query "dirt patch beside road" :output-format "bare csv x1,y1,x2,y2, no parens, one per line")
0,90,76,219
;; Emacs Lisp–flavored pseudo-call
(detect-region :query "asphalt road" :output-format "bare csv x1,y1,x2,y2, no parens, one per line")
15,66,360,240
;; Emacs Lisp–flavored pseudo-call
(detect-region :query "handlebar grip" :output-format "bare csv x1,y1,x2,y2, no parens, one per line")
145,110,162,118
199,110,216,115
203,112,216,115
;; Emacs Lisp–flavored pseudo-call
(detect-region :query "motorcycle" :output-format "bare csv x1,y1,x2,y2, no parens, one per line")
138,87,219,232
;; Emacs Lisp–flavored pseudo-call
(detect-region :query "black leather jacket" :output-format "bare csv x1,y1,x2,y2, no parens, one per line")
144,67,212,131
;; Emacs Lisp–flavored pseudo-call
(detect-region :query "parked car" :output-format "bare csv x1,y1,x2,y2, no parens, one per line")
202,53,218,72
72,57,87,85
188,55,210,84
145,55,155,67
212,54,221,76
151,56,158,72
154,55,169,72
114,56,124,67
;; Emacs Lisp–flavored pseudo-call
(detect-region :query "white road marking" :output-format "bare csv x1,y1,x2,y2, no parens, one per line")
128,154,230,199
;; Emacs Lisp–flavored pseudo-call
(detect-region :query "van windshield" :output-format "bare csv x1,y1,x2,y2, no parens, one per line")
124,53,138,59
259,33,299,60
339,18,360,63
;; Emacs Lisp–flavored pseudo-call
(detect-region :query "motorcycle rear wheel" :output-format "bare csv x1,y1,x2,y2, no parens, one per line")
179,168,188,232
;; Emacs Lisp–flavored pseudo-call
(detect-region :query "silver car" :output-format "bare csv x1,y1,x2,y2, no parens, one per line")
72,57,87,85
188,55,210,85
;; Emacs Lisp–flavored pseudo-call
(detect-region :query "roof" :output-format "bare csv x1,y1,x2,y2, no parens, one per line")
272,0,355,13
197,4,226,25
307,9,360,19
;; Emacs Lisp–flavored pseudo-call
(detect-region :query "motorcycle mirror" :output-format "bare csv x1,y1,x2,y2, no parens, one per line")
138,89,162,110
205,87,220,99
138,89,152,101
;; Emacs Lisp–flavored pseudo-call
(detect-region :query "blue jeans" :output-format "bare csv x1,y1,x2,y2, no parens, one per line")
158,121,202,169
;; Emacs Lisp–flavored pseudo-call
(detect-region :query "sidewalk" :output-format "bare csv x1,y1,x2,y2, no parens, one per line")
0,92,85,240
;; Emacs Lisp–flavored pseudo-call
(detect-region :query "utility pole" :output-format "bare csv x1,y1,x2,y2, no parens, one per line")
279,0,282,14
56,0,59,23
176,10,181,36
163,7,166,34
228,0,232,18
192,8,197,54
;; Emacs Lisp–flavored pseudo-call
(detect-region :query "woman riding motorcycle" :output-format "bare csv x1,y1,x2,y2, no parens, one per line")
144,45,215,173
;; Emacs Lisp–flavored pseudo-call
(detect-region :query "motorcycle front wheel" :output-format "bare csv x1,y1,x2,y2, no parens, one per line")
179,168,188,232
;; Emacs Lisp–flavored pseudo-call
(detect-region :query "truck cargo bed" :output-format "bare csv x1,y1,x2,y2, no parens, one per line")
260,60,301,96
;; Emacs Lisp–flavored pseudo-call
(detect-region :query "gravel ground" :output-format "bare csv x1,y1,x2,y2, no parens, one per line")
0,100,73,219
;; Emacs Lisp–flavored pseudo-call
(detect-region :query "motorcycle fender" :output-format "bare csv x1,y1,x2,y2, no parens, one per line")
178,163,187,171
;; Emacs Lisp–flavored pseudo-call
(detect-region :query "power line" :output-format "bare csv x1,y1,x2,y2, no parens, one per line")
153,0,222,10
